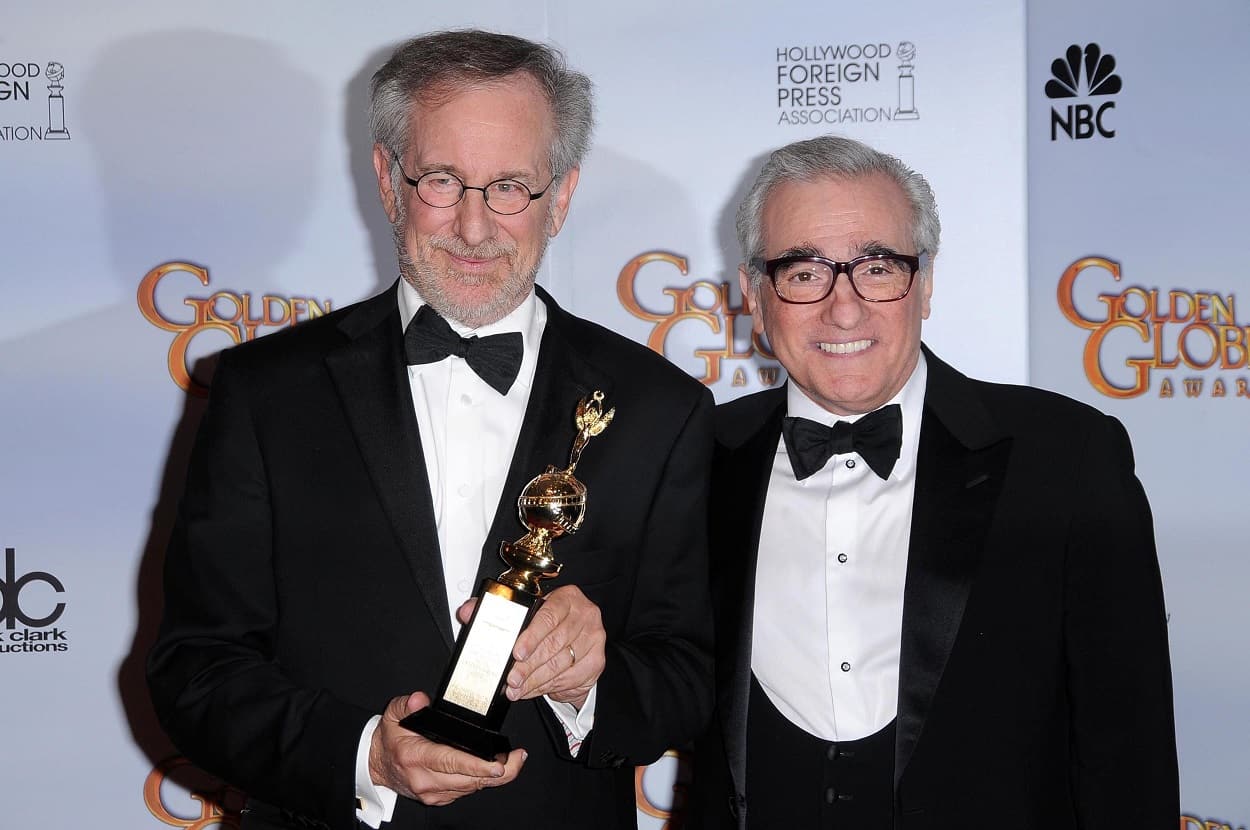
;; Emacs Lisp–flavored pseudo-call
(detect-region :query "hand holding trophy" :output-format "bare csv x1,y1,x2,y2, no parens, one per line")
401,392,615,759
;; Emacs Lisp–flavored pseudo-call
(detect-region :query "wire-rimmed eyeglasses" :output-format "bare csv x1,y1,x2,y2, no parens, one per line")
392,154,554,216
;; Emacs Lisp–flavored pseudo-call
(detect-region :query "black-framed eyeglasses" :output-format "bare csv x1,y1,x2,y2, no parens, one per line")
757,253,923,304
393,155,553,216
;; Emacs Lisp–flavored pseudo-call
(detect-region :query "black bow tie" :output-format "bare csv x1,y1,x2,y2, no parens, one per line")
404,305,523,396
782,404,903,481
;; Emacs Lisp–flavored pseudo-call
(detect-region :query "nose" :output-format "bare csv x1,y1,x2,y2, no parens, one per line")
451,187,498,247
820,270,867,329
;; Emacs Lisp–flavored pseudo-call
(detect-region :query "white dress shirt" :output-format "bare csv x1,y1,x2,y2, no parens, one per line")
398,280,545,634
751,354,927,741
355,280,594,827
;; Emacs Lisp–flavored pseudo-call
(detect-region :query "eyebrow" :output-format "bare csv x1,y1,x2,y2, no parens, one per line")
774,240,906,259
776,243,823,258
412,162,539,184
858,240,906,257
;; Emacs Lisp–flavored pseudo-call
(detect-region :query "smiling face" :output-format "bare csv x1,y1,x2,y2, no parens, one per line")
742,173,933,416
372,72,578,327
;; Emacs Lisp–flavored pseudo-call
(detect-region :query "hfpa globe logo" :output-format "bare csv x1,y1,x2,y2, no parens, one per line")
1045,43,1122,141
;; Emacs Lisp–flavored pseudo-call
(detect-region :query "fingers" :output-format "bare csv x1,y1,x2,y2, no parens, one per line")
507,586,606,706
489,748,527,788
370,691,526,806
404,744,526,806
386,690,429,721
418,748,527,805
456,597,478,626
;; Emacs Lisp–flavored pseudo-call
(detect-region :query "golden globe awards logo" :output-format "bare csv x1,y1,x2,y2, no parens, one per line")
143,757,243,830
774,40,920,127
1181,816,1248,830
0,60,71,141
1045,43,1122,141
137,262,332,396
617,251,780,388
635,749,689,827
1058,256,1249,399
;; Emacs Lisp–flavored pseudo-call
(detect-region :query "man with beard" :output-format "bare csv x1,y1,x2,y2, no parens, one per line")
148,30,714,830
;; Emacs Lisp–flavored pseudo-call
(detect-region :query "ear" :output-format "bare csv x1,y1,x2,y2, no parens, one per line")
919,258,934,320
545,166,580,237
740,264,766,336
373,143,400,223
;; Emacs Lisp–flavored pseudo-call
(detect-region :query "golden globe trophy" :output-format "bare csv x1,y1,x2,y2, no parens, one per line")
401,392,615,759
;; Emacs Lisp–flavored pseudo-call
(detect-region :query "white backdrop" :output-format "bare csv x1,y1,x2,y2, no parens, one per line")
1028,1,1250,826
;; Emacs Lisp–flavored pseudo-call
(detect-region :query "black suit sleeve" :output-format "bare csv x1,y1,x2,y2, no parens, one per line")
579,386,716,769
1064,414,1178,825
147,349,371,830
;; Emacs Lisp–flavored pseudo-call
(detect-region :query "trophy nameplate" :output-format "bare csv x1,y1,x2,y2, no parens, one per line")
401,392,615,759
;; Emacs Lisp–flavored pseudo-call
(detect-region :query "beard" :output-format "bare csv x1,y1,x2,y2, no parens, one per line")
393,220,548,329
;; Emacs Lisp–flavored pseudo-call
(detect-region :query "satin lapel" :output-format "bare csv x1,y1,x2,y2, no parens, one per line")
894,349,1010,788
717,396,785,804
477,292,605,583
325,289,454,649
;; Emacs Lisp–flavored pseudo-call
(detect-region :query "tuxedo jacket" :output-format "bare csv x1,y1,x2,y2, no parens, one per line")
688,347,1178,829
147,283,715,830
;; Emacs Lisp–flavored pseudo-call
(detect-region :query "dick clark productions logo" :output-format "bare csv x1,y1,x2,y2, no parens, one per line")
0,547,68,653
1045,43,1122,141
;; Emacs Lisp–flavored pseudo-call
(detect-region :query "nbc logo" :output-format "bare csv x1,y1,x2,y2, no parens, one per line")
1045,43,1122,141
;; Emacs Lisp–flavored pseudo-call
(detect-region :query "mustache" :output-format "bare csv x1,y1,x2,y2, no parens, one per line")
428,234,516,260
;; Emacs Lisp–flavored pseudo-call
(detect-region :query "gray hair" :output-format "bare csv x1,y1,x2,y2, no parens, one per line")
369,29,594,190
736,135,941,287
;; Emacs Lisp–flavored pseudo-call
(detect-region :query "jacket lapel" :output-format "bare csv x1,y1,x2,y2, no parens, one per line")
894,348,1011,787
476,287,608,584
716,390,786,809
325,285,454,649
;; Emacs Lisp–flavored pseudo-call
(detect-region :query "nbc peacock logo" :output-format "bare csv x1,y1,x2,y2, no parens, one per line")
1045,43,1122,141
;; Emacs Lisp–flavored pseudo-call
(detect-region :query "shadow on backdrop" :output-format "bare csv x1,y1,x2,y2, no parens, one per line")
344,40,407,297
712,147,779,390
78,29,325,793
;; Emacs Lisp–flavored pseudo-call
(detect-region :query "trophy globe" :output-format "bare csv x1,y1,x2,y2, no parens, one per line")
498,391,613,594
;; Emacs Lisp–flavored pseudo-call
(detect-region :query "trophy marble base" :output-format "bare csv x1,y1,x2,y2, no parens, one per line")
401,579,542,760
399,706,512,761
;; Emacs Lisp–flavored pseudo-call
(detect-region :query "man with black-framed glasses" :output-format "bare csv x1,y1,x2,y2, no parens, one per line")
687,135,1177,829
149,29,714,830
